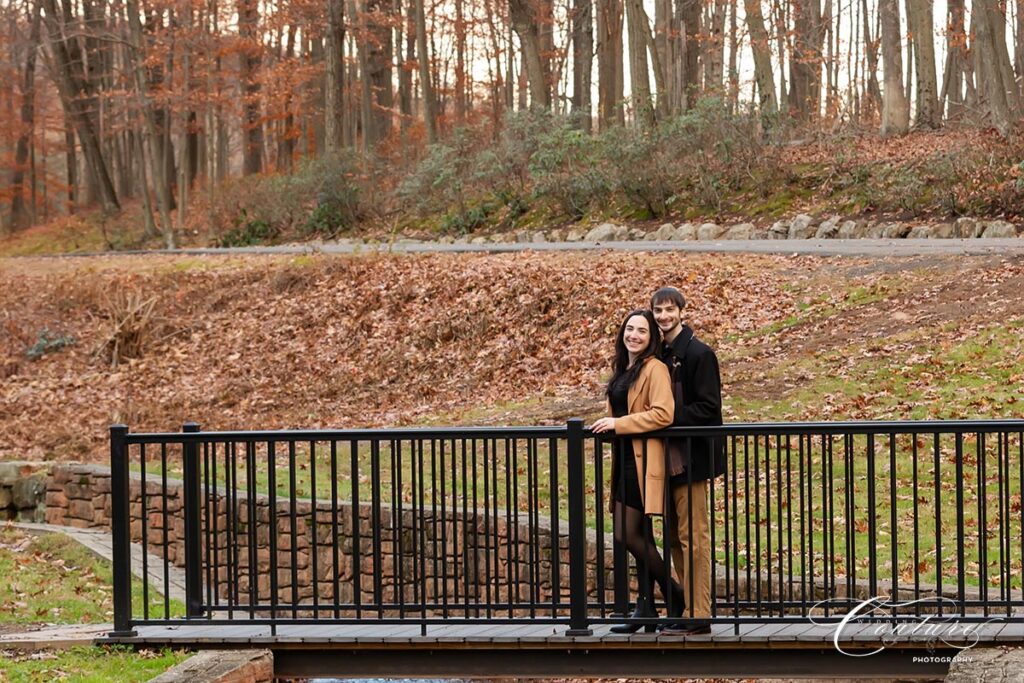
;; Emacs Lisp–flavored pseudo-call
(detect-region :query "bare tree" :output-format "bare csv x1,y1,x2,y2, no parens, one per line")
678,0,700,108
744,0,777,114
326,0,345,151
238,0,263,174
973,0,1013,135
597,0,623,125
10,0,41,229
624,0,654,125
414,0,437,141
41,0,120,211
788,0,821,118
571,0,593,129
510,0,551,108
878,0,909,133
938,0,970,120
907,0,940,127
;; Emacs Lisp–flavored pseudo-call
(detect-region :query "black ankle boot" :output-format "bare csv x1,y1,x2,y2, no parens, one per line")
666,586,686,619
610,597,658,634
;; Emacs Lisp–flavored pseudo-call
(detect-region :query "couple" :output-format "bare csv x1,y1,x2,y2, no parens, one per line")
590,287,725,636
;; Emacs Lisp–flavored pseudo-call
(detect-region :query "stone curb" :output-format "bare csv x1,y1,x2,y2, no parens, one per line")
0,623,113,651
146,650,273,683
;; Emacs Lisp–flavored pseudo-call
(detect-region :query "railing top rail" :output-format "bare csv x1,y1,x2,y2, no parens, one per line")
122,425,569,443
641,419,1024,437
117,418,1024,443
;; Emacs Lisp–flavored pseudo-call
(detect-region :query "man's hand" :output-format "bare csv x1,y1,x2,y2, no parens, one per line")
589,417,617,433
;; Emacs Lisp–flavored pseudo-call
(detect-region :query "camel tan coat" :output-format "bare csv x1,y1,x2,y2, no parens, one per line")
607,356,675,516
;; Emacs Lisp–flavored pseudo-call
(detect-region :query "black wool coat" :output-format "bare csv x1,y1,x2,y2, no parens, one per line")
659,324,727,483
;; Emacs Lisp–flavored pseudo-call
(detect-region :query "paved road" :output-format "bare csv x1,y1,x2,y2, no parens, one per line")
18,237,1024,259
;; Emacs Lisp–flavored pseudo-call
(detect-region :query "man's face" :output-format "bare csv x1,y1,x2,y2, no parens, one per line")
652,300,682,335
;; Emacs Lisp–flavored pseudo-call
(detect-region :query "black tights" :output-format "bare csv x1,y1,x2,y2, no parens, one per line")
614,502,684,611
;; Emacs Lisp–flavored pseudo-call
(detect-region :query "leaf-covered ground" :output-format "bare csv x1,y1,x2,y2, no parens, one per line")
2,251,1024,462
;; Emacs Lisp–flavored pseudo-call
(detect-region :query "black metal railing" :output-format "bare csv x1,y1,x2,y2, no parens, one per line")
108,419,1024,637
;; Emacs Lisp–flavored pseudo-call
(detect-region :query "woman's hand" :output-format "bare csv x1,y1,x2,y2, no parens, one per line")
590,417,617,434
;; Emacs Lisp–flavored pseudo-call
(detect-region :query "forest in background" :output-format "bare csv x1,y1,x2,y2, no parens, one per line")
3,0,1024,249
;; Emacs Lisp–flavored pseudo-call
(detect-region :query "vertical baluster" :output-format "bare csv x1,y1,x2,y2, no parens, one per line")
110,425,135,636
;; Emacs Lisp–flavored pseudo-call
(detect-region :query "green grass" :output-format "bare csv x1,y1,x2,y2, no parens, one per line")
0,527,185,625
730,317,1024,423
0,645,188,682
709,431,1023,591
725,274,912,344
125,300,1024,597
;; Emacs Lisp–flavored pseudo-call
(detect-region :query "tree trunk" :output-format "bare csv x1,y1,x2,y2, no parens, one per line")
238,0,263,174
743,0,777,114
125,0,174,245
414,0,437,141
861,0,882,119
727,0,738,111
597,0,624,126
678,0,700,108
10,0,41,230
397,0,414,137
788,0,821,118
454,0,467,124
366,0,394,142
65,127,77,212
278,25,297,169
974,0,1012,135
571,0,593,129
878,0,909,134
939,0,968,119
41,0,120,211
624,0,654,126
988,0,1020,112
510,0,551,108
703,0,726,92
326,0,345,151
907,0,940,127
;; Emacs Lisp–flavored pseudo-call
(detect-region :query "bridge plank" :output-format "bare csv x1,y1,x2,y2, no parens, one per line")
995,623,1024,641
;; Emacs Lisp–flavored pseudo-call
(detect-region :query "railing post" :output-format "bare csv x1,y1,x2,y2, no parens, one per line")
183,422,203,619
565,418,593,636
109,424,136,637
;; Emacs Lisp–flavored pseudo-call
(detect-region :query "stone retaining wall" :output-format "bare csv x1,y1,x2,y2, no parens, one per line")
42,462,1008,613
375,215,1023,246
44,463,617,610
0,462,47,522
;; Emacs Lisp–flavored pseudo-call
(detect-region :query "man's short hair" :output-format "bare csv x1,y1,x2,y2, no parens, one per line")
651,287,686,310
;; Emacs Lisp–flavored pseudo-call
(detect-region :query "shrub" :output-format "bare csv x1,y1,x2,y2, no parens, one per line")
218,209,278,247
92,291,159,369
300,153,366,237
206,153,368,245
396,129,480,218
25,328,75,360
528,118,608,219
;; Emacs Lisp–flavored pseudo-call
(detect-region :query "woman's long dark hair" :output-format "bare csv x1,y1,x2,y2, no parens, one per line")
606,309,662,397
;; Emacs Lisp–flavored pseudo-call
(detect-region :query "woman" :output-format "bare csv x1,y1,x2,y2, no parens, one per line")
591,309,685,633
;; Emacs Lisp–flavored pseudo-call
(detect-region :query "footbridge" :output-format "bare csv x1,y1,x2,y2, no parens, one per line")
101,419,1024,678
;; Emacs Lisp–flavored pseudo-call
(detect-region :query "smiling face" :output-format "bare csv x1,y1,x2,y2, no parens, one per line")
652,299,682,336
622,314,652,357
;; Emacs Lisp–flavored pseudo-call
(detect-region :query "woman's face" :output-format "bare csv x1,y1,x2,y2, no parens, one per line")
622,314,651,356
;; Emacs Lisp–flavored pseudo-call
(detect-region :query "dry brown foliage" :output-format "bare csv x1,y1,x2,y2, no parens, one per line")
92,290,159,368
4,251,1024,462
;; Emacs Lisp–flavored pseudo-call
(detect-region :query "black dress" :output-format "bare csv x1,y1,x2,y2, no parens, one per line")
609,376,644,510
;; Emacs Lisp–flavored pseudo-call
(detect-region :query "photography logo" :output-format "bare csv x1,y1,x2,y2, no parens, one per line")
809,595,1001,660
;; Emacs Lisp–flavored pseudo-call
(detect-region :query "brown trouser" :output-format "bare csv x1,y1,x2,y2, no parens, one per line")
669,479,712,619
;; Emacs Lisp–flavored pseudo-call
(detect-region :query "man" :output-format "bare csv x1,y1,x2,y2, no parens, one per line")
651,286,726,636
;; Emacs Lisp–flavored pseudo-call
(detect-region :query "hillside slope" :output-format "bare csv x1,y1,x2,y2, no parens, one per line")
3,251,1023,461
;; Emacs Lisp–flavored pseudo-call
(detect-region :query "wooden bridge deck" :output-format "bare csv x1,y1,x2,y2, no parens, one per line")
101,621,1024,679
104,620,1024,647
